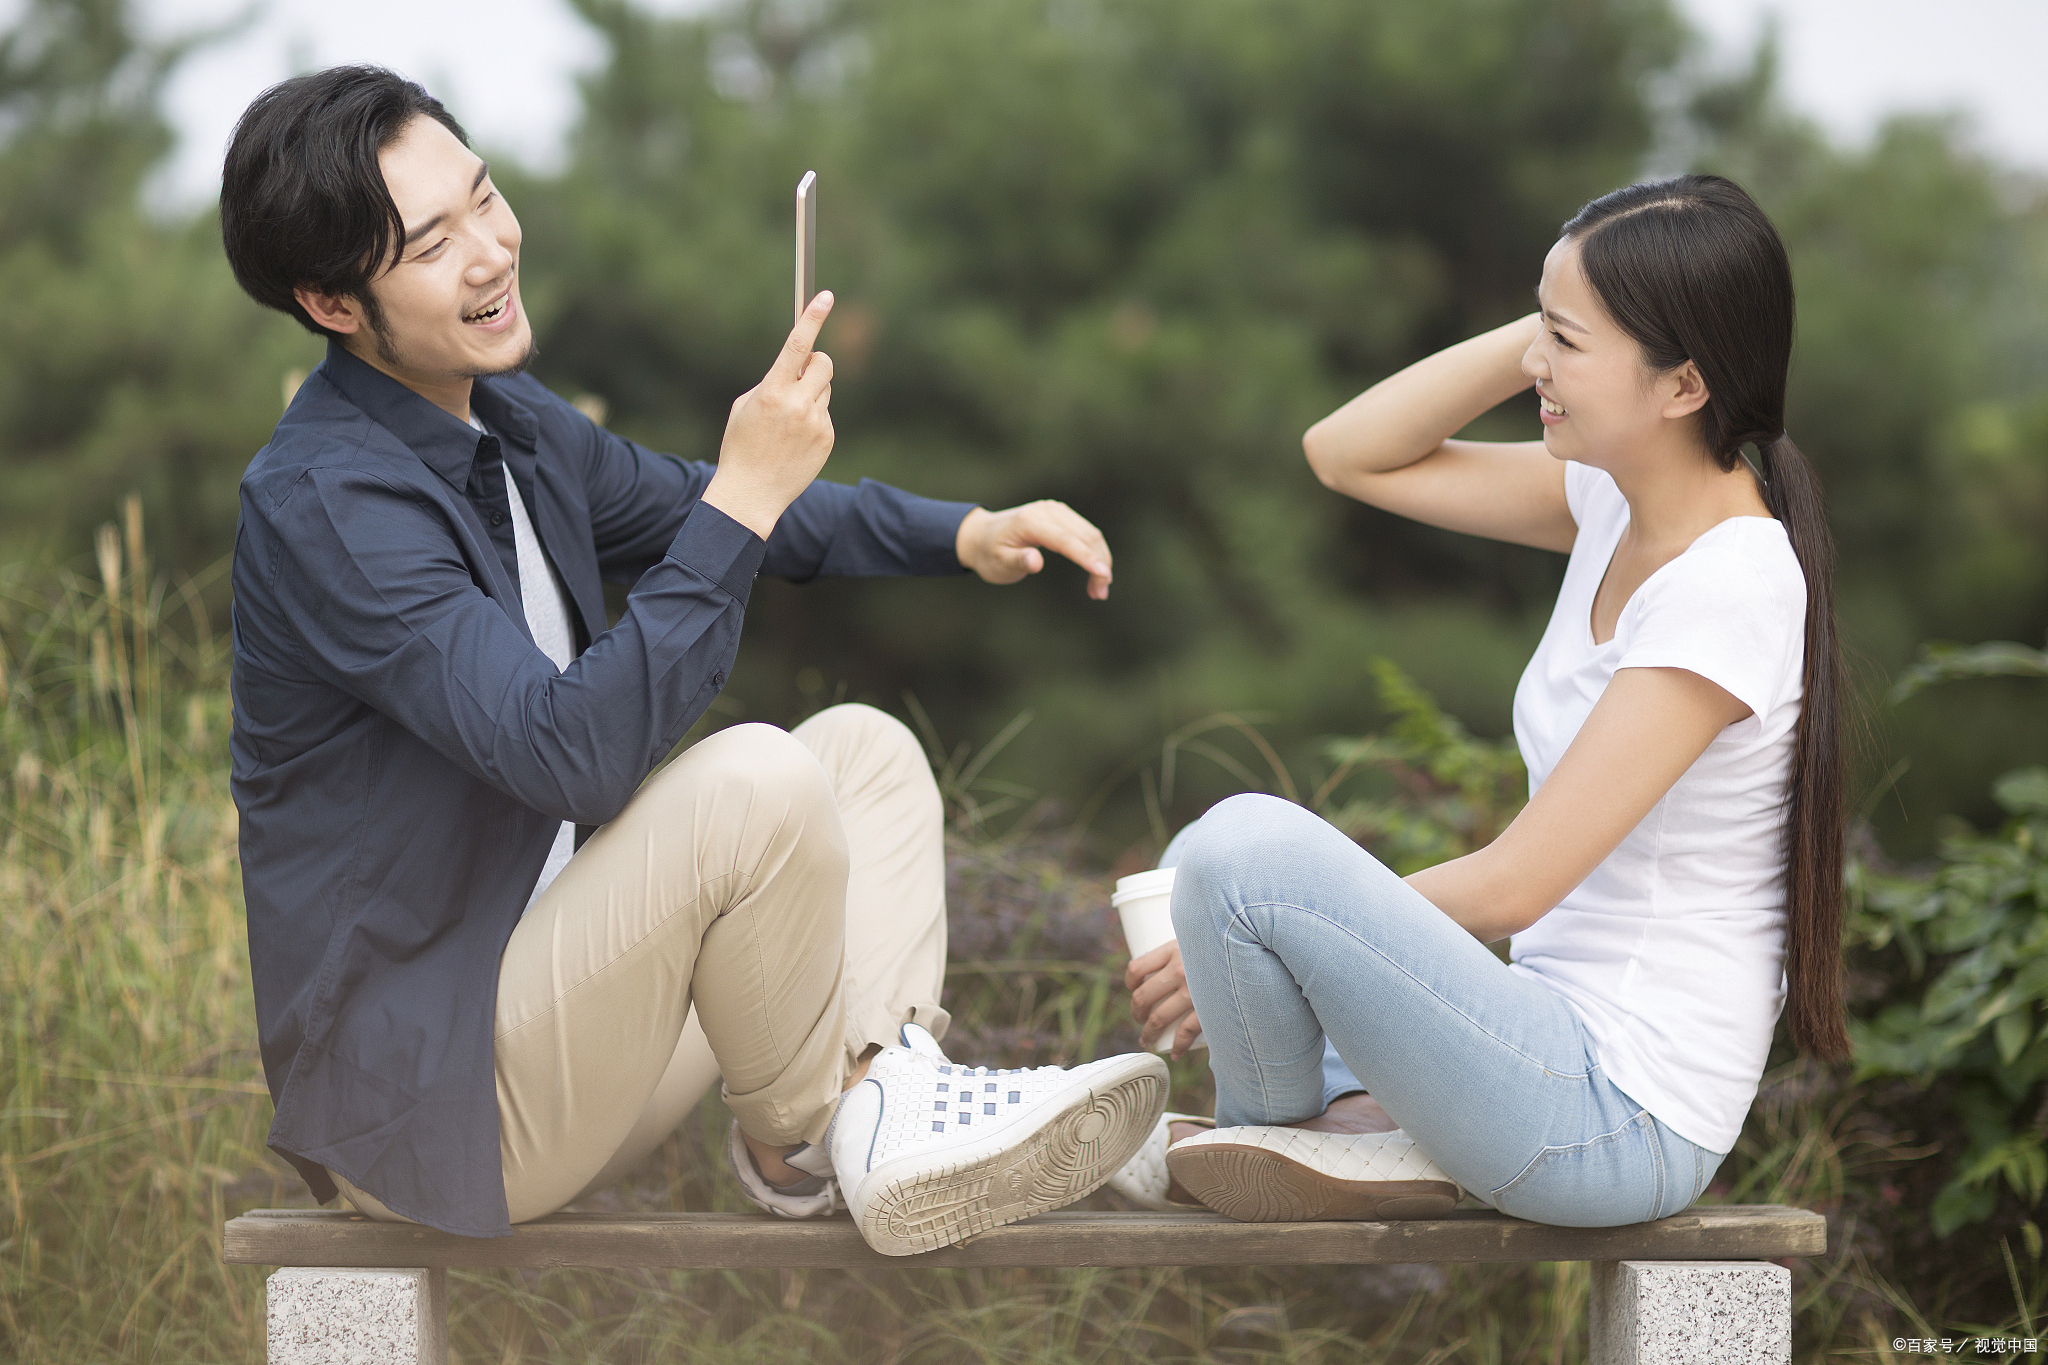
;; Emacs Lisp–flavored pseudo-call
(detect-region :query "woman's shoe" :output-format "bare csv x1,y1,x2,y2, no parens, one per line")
1105,1112,1214,1210
1166,1125,1462,1222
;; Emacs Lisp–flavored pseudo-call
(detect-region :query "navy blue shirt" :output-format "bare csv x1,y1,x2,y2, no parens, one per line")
231,342,974,1237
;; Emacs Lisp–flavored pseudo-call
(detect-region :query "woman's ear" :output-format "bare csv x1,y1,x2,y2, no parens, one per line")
294,286,365,335
1661,359,1711,421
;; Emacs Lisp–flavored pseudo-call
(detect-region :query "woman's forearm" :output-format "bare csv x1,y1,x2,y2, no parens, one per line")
1405,849,1548,946
1303,314,1541,485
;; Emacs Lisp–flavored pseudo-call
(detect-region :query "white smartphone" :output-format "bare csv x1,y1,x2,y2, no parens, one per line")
795,170,817,324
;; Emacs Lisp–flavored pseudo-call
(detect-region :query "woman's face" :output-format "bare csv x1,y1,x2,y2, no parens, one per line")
1521,237,1701,471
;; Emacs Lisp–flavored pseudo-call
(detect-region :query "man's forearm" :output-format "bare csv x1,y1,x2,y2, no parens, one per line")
759,477,975,581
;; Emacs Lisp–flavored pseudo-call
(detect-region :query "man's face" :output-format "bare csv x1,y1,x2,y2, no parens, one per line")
354,116,531,384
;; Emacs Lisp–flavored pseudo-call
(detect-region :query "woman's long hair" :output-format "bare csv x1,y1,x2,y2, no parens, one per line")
1562,174,1850,1062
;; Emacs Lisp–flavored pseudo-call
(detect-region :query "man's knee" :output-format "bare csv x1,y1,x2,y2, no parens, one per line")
628,725,851,920
794,703,939,807
795,702,926,766
644,722,837,821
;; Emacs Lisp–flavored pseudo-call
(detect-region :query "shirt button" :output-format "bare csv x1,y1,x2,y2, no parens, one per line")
712,672,726,688
490,511,505,526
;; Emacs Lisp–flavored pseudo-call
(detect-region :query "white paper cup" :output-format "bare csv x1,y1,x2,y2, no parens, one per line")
1112,867,1206,1053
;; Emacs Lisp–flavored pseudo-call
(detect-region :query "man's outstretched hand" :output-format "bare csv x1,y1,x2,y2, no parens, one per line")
955,501,1113,600
703,292,837,540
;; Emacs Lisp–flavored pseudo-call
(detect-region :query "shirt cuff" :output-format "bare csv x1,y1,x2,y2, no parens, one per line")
667,501,769,603
902,495,979,576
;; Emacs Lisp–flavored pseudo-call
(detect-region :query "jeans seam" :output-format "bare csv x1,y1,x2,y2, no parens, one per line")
1221,929,1281,1121
1490,1108,1653,1203
1231,899,1594,1081
1648,1115,1666,1218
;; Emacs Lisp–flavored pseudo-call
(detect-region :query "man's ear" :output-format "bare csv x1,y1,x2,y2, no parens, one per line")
1661,359,1711,421
294,286,365,335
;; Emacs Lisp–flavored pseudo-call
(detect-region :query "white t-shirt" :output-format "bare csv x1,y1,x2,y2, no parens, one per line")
1506,460,1806,1154
469,414,577,915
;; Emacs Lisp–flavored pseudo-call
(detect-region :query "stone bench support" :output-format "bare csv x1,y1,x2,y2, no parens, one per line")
266,1266,446,1365
1591,1260,1791,1364
230,1205,1820,1363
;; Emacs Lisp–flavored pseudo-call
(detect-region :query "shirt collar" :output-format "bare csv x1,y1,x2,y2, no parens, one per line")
318,339,540,490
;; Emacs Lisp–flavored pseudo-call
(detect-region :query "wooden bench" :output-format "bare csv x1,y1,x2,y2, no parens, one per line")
225,1203,1824,1363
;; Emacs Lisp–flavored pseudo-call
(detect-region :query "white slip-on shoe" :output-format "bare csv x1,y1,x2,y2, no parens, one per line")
1106,1112,1215,1211
727,1119,840,1219
827,1024,1169,1256
1166,1125,1463,1222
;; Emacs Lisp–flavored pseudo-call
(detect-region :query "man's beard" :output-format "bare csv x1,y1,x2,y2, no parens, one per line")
462,336,540,379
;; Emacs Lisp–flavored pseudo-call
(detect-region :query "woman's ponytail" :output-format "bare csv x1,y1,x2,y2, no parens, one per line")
1758,435,1850,1061
1566,176,1852,1063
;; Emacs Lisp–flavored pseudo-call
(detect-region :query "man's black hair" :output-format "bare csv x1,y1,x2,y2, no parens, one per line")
220,66,470,340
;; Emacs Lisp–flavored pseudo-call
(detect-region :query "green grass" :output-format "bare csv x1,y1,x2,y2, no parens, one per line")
0,507,1985,1361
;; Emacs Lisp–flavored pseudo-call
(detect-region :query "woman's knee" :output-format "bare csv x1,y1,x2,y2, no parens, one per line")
1172,794,1302,934
1177,793,1329,884
1170,794,1384,942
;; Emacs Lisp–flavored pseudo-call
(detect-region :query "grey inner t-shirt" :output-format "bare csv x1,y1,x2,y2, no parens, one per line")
470,412,577,914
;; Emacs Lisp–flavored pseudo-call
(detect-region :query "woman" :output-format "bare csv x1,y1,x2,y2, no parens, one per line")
1123,175,1848,1228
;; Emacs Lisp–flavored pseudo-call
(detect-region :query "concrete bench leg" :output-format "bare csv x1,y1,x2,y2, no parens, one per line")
1591,1260,1790,1364
266,1267,447,1365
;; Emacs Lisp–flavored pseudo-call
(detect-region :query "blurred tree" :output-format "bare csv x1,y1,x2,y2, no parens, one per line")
0,0,317,573
512,0,1701,849
0,0,2041,857
0,0,171,253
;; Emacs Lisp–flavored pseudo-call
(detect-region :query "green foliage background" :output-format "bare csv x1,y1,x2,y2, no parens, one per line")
3,0,2045,858
6,0,2048,1355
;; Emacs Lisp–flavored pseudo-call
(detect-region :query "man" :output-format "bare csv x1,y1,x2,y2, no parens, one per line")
220,66,1165,1252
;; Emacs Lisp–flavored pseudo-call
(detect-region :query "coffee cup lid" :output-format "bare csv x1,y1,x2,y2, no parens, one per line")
1111,866,1177,907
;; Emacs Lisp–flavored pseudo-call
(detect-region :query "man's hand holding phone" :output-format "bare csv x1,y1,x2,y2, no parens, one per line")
704,168,1117,593
701,291,836,540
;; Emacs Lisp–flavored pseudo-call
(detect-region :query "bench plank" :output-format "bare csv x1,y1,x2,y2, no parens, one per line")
224,1206,1824,1271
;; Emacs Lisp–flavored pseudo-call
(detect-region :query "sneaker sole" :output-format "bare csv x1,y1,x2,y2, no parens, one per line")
853,1060,1167,1256
1168,1141,1459,1222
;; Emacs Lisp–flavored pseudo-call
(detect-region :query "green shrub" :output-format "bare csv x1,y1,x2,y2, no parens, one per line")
1841,637,2048,1238
1316,657,1528,875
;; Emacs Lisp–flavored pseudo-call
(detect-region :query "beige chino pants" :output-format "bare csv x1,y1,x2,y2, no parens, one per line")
336,703,949,1224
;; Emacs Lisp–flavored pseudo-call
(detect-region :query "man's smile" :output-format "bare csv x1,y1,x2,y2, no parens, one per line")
464,287,514,327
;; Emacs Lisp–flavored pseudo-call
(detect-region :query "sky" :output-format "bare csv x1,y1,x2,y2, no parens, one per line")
86,0,2048,210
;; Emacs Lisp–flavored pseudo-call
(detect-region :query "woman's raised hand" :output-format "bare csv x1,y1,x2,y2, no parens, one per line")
1299,312,1575,555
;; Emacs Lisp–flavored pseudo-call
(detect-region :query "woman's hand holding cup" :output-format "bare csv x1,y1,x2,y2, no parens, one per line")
1114,866,1206,1057
1125,941,1204,1059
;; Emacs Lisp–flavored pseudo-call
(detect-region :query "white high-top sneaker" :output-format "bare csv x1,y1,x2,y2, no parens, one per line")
827,1024,1169,1256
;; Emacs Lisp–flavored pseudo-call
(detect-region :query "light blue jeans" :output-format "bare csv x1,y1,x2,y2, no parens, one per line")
1166,794,1724,1228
